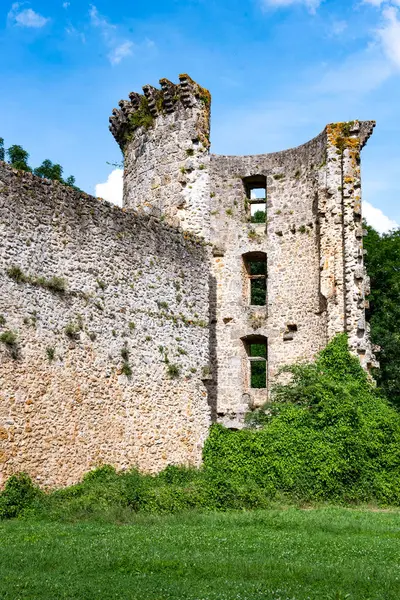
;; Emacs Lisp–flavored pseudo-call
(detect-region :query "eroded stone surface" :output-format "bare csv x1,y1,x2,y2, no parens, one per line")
0,164,210,488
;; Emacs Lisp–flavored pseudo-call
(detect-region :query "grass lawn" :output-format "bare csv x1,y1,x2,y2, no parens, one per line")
0,508,399,599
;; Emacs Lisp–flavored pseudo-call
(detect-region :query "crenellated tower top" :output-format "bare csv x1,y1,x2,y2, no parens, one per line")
109,74,211,152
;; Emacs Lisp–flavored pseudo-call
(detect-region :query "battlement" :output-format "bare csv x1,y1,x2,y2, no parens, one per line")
109,74,211,151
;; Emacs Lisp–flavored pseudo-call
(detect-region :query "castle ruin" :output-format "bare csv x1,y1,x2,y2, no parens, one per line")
0,75,376,487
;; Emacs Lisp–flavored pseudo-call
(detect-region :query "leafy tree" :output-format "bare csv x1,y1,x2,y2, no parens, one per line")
364,224,400,408
65,175,76,187
7,145,32,173
1,137,79,190
251,209,266,224
34,159,63,182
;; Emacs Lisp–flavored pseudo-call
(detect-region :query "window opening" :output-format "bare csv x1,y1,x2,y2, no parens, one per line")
242,336,268,389
243,252,267,306
243,176,267,224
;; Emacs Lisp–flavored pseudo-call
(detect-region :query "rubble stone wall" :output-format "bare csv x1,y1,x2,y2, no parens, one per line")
0,163,211,488
206,123,376,423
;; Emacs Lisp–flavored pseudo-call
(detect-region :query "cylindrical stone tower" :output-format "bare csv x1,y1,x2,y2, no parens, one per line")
110,74,211,239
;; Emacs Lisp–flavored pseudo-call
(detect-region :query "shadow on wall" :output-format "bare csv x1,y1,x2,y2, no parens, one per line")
204,273,218,422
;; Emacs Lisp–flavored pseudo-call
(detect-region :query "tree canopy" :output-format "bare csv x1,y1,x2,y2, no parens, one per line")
0,138,78,190
364,224,400,408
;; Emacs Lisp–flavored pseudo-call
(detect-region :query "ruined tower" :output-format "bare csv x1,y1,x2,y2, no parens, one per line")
110,74,211,238
111,75,377,428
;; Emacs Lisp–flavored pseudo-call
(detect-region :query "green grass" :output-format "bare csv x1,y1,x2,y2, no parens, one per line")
1,509,400,599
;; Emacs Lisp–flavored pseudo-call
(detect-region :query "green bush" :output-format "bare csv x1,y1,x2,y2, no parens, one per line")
0,330,17,346
0,473,42,519
204,334,400,504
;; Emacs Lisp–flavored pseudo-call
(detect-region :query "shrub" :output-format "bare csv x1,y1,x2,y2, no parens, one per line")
120,345,129,362
0,473,42,519
204,335,400,505
129,97,154,130
7,265,27,283
65,322,80,340
45,276,66,294
7,266,66,293
121,362,132,377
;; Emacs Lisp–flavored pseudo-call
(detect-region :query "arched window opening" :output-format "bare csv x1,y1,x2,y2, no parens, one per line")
242,175,267,224
243,252,267,306
242,335,268,389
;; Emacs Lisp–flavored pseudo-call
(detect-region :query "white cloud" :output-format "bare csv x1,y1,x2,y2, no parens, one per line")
314,48,392,94
109,41,134,65
89,4,115,34
89,5,133,65
95,169,123,206
377,6,400,69
63,2,70,8
363,201,398,233
261,0,322,13
315,3,400,95
65,25,85,43
8,3,49,28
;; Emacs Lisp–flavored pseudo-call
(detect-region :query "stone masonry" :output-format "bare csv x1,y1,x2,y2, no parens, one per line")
0,74,376,487
111,74,376,429
0,163,210,488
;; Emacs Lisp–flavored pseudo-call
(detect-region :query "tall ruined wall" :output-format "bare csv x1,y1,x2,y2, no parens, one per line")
208,122,376,425
110,75,211,239
321,121,377,369
0,163,211,488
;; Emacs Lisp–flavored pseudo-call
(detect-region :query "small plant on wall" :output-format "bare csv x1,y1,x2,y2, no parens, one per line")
121,344,132,378
0,330,19,359
46,347,55,362
65,322,81,340
167,363,180,379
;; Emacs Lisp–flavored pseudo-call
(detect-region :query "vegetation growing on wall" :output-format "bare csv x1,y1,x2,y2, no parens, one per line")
128,96,155,131
207,334,400,504
7,266,66,294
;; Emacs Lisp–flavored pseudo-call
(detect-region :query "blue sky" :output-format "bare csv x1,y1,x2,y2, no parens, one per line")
1,0,399,231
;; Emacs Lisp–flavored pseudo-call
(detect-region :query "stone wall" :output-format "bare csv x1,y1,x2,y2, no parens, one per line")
0,162,211,488
110,75,376,426
207,123,376,424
